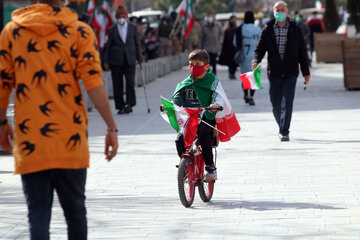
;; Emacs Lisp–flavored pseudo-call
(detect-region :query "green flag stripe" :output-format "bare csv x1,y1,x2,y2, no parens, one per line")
161,98,180,132
253,65,263,89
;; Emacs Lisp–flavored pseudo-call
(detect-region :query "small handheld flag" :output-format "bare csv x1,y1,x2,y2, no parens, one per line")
239,64,263,90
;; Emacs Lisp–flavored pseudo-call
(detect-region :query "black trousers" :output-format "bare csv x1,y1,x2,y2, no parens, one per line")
110,63,136,110
209,52,217,75
175,117,215,166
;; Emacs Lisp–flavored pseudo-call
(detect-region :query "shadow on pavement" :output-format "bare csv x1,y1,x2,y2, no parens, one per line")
204,200,345,211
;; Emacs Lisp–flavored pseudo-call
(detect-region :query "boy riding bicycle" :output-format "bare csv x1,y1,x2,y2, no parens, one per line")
169,49,225,181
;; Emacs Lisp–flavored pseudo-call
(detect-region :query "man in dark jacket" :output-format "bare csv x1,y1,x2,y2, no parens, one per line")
252,1,310,141
104,5,142,114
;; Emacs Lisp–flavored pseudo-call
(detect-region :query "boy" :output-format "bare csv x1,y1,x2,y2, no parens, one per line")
171,49,224,181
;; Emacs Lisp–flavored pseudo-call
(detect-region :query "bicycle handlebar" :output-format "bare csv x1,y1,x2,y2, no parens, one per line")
204,106,223,112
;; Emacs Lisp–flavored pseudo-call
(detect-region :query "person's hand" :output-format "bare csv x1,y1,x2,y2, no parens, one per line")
104,63,110,70
105,131,118,161
209,103,220,113
304,75,310,84
160,104,164,112
252,63,259,71
0,124,13,153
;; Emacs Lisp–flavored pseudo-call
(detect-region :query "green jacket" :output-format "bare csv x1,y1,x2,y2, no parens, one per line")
171,69,220,120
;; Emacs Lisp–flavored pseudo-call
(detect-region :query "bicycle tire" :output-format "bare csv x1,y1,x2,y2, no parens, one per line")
177,157,195,207
198,180,214,202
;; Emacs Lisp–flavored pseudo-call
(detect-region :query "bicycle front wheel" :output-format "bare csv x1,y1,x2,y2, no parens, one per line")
177,157,195,207
198,180,214,202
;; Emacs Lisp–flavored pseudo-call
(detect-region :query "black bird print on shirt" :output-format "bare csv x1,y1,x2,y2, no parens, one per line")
58,83,71,97
13,27,24,40
66,133,81,150
1,70,12,80
70,44,78,58
55,22,71,38
39,101,53,116
40,123,60,137
83,52,95,60
15,56,26,70
27,38,41,52
88,69,99,75
51,6,61,15
48,40,61,53
9,42,12,50
77,26,89,39
73,111,82,124
32,70,47,88
74,94,83,106
20,141,35,155
19,118,31,134
0,50,10,61
55,60,69,73
16,83,30,103
2,81,11,89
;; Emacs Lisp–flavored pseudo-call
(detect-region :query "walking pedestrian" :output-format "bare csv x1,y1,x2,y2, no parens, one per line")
252,1,310,141
199,12,222,75
0,0,118,239
234,11,261,106
219,16,237,80
104,5,143,114
306,11,325,58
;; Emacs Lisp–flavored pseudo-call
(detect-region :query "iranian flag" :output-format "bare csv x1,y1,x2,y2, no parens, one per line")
161,97,200,147
86,0,95,16
179,0,195,37
239,64,263,90
90,0,113,48
315,0,324,10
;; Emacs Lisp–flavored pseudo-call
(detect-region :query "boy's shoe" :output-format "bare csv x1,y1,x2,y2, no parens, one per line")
243,96,249,104
205,165,217,181
248,97,255,106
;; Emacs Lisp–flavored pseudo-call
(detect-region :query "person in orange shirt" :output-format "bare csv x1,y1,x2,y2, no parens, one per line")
0,0,118,239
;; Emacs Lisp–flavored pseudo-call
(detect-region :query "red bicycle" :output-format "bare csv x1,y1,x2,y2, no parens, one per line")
177,106,223,207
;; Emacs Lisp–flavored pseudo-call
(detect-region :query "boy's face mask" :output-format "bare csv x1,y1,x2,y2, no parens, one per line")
190,65,207,78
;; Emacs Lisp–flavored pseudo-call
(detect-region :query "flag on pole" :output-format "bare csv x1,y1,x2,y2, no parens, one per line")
86,0,95,16
168,0,174,14
179,0,195,37
239,64,263,90
315,0,324,10
161,97,200,147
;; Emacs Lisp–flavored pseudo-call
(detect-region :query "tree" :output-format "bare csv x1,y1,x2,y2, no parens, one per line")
347,0,360,33
323,0,340,32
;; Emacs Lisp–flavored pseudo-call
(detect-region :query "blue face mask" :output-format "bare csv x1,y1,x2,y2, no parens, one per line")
274,12,287,22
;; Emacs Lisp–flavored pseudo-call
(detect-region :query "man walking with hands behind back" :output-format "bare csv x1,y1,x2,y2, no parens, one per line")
252,1,310,141
104,5,142,114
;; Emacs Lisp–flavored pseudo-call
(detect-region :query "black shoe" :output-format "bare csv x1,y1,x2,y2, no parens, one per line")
248,98,255,106
278,134,290,142
244,96,249,104
229,74,236,80
124,105,133,113
117,109,125,114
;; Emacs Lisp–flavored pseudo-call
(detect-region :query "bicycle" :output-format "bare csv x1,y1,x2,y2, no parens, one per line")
176,106,223,207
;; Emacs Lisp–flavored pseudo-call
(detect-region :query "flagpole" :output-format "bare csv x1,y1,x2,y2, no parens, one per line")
200,120,226,136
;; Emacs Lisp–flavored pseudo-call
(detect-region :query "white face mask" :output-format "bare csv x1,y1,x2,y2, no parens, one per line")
118,18,126,26
207,16,214,23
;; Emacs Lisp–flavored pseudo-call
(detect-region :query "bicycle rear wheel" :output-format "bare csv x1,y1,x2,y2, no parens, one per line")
177,157,195,207
198,180,214,202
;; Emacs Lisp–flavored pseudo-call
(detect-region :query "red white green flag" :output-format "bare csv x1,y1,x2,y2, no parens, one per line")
315,0,324,10
239,64,263,90
160,97,200,147
179,0,195,37
86,0,95,16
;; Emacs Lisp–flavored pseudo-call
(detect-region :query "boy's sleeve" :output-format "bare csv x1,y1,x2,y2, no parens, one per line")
171,88,185,107
0,24,15,109
76,23,103,91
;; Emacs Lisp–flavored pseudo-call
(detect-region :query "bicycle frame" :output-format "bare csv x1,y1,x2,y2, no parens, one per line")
182,138,206,184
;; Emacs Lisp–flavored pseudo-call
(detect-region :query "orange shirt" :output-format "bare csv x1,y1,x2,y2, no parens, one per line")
0,4,103,174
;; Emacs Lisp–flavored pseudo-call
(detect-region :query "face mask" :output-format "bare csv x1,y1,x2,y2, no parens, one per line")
118,18,126,25
295,16,301,23
207,16,214,23
190,65,207,78
274,12,287,23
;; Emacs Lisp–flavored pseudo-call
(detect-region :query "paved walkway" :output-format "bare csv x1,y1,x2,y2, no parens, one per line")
0,61,360,239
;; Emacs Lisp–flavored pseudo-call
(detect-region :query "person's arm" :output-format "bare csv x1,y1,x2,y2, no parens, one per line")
87,86,118,161
76,23,118,161
171,88,185,107
103,27,112,70
252,27,268,70
134,24,143,63
0,25,14,152
297,27,310,83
